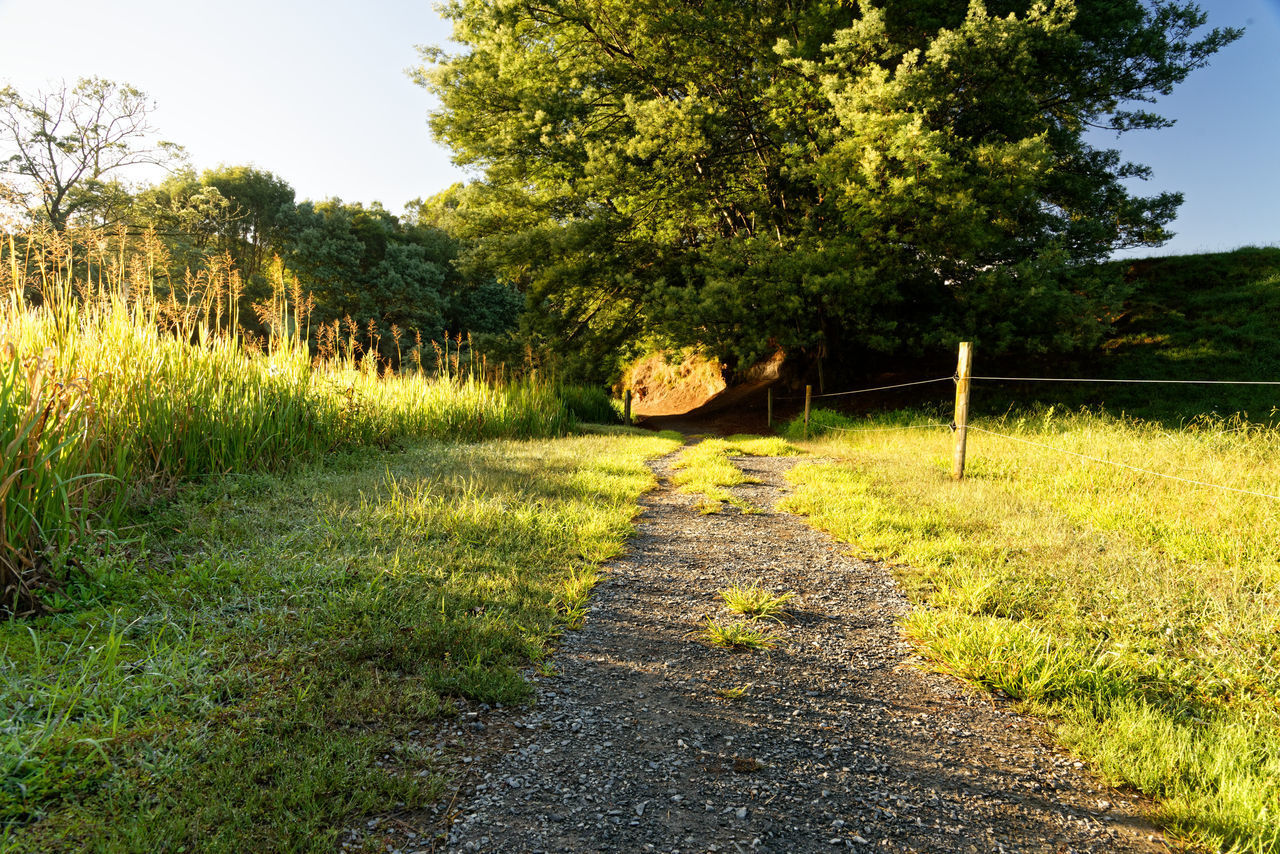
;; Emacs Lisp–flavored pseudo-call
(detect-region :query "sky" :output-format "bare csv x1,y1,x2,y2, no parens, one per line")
0,0,1276,257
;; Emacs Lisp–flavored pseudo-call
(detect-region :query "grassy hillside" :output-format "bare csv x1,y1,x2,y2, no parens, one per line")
1095,247,1280,418
973,247,1280,423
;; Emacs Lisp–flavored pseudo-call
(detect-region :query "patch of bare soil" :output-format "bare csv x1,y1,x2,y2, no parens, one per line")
627,351,729,417
378,449,1171,853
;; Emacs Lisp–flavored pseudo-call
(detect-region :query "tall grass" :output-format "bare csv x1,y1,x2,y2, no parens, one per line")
0,228,583,611
782,407,1280,853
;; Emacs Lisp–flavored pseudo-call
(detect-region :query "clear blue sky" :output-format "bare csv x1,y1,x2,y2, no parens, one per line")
0,0,1275,257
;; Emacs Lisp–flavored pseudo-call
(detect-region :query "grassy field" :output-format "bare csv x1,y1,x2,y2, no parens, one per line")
0,229,619,614
0,430,679,851
781,408,1280,853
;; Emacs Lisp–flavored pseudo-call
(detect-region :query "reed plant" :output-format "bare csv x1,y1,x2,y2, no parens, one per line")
0,227,585,611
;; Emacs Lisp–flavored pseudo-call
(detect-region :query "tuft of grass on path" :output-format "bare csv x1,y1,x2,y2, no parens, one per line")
0,431,679,853
701,619,777,652
779,407,1280,854
719,584,795,622
671,435,800,513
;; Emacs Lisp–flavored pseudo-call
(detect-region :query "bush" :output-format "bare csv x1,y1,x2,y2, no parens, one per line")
555,384,620,424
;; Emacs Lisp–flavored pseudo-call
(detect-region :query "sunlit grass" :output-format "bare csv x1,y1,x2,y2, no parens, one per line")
0,228,606,612
0,431,679,851
671,435,800,513
781,406,1280,853
719,584,795,622
701,619,777,652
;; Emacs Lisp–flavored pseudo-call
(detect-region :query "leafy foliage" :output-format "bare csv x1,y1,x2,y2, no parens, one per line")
418,0,1239,372
0,78,184,230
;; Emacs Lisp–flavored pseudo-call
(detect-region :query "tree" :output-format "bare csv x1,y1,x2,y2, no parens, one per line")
289,200,451,360
201,165,297,283
417,0,1239,375
0,77,184,230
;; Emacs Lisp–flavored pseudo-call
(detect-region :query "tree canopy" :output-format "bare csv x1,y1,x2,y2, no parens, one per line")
418,0,1239,376
0,77,184,231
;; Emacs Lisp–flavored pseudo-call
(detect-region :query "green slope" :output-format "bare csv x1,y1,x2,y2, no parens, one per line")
973,247,1280,424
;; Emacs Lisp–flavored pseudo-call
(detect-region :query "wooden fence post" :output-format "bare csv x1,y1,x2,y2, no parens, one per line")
952,341,973,480
804,384,812,439
624,389,632,426
767,387,774,429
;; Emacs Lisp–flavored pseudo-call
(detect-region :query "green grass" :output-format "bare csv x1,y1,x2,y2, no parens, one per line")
0,229,613,613
0,430,679,852
719,584,795,622
781,407,1280,853
554,383,622,425
670,435,800,513
701,619,778,652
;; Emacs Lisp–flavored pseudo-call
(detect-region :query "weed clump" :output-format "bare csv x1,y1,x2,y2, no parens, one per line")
701,618,777,651
719,584,795,622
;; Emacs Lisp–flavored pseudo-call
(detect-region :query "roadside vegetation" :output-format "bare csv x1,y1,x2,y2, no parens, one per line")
0,227,615,614
781,407,1280,853
670,435,799,514
1,431,678,851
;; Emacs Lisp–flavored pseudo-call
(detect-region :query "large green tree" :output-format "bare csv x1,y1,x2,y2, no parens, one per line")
288,200,452,359
201,165,297,284
418,0,1238,375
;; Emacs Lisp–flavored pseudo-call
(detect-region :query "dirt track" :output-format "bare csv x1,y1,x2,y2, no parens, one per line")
422,448,1167,853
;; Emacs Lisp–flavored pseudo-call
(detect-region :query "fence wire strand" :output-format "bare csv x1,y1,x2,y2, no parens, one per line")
972,376,1280,386
779,376,953,400
966,425,1280,501
821,422,951,436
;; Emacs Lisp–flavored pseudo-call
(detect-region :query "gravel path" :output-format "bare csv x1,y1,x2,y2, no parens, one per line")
426,449,1169,853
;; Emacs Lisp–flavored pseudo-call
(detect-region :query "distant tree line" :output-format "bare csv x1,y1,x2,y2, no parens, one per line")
0,79,522,367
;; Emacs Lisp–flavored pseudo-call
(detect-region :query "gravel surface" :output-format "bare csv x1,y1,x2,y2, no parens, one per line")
362,448,1173,854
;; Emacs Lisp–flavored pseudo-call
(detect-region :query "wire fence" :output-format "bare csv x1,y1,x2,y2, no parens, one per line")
779,372,1280,403
776,376,953,401
822,422,951,436
972,375,1280,386
785,366,1279,501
